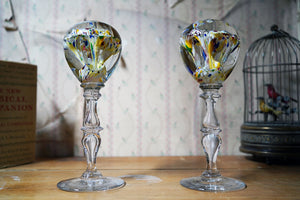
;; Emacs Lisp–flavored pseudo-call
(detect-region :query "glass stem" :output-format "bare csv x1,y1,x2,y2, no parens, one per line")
81,84,104,179
200,87,222,180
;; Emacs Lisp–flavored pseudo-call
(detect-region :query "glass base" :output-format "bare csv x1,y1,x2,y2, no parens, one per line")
180,176,246,192
57,176,125,192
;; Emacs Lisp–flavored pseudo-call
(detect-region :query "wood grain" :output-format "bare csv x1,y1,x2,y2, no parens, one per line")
0,156,299,200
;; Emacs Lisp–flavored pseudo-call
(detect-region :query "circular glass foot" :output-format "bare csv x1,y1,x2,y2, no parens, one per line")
180,176,246,192
57,177,125,192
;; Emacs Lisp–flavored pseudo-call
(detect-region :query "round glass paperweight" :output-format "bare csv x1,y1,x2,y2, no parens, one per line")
57,21,125,192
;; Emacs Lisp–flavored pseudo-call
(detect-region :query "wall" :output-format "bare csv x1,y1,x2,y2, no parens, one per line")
0,0,298,157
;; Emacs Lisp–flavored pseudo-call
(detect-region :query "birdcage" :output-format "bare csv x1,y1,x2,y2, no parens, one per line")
240,25,300,161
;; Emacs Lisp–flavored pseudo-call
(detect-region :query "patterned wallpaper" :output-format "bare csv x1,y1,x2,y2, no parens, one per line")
0,0,298,157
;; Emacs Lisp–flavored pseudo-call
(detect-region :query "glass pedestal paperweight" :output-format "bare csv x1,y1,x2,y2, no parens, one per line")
179,19,246,192
57,21,125,192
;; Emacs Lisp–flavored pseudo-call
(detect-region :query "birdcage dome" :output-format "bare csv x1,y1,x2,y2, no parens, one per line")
240,25,300,161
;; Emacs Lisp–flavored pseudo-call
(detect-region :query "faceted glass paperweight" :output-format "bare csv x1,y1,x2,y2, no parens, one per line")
180,19,240,88
57,21,125,192
179,19,246,192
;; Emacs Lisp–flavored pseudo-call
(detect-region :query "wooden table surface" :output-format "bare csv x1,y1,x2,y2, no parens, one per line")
0,156,299,199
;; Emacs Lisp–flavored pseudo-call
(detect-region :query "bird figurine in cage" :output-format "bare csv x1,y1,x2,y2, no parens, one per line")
240,25,300,162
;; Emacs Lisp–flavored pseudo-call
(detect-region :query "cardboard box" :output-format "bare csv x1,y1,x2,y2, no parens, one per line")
0,61,37,168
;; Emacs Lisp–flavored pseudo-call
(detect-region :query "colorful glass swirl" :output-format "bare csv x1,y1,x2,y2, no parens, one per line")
180,19,240,85
64,21,121,83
